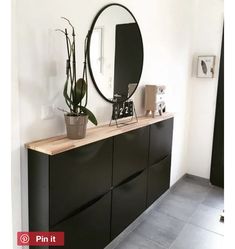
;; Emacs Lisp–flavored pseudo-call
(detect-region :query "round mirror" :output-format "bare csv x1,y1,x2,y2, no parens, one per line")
87,4,144,103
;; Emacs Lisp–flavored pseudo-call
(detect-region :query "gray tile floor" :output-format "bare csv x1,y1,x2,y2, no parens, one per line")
106,175,224,249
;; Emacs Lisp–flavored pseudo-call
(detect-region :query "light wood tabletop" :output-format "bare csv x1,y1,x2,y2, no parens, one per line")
26,113,174,155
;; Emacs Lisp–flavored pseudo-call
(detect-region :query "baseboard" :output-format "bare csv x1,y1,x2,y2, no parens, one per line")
169,173,187,190
185,173,210,185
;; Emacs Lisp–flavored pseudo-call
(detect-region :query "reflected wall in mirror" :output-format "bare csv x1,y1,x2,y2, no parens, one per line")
88,4,144,103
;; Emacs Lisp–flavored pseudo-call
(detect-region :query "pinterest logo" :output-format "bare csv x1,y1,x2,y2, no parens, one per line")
19,234,30,244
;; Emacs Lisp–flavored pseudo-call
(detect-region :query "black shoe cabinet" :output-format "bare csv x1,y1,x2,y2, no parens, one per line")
28,117,173,249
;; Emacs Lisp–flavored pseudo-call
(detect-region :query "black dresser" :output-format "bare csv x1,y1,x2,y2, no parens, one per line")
27,117,174,249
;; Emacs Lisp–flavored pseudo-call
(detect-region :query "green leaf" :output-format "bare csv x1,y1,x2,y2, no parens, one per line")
80,106,98,126
73,78,87,105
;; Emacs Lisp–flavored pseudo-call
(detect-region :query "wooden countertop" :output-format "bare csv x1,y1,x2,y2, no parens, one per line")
26,113,174,155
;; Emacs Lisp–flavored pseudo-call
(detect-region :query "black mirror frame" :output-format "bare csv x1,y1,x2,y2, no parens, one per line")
87,3,144,104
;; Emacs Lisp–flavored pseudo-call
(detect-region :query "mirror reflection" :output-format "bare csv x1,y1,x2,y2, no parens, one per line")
88,4,144,103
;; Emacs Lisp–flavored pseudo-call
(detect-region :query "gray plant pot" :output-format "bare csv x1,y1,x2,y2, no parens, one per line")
64,114,88,139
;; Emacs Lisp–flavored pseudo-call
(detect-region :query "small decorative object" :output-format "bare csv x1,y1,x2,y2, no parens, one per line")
145,85,166,117
220,210,224,223
197,55,216,78
109,100,138,127
56,18,97,139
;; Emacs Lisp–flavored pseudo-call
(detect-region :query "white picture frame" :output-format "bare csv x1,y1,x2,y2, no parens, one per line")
197,55,216,78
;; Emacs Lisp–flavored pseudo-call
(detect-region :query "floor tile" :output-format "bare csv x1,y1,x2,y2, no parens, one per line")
135,211,185,248
155,193,199,222
202,187,224,210
115,232,166,249
170,224,223,249
189,204,224,235
106,177,224,249
170,179,210,202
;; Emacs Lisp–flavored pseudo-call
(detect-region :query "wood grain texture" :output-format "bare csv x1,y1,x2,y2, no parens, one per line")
25,113,174,155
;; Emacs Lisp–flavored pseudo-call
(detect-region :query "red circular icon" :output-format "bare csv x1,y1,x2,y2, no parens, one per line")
19,234,30,244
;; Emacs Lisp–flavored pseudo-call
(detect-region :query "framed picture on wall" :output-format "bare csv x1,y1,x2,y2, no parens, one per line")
197,55,216,78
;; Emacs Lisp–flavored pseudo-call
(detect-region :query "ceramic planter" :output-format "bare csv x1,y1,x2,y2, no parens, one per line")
64,114,88,139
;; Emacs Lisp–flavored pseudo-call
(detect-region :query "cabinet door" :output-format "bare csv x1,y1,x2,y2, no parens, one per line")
147,155,171,207
49,138,112,227
111,170,147,239
113,127,149,186
149,118,173,165
51,192,111,249
28,150,49,232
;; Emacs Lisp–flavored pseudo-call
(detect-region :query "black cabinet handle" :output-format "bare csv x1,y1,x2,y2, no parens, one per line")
150,154,171,167
52,190,110,227
150,155,170,168
115,169,145,188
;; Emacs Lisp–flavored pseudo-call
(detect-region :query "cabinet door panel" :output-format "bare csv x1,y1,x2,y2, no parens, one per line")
147,155,171,207
113,127,149,186
149,118,173,165
51,192,111,249
49,138,112,226
111,170,147,239
28,150,49,232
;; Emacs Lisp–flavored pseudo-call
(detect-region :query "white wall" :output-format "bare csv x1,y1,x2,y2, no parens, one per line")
1,0,13,248
12,0,223,248
186,0,224,178
12,0,22,248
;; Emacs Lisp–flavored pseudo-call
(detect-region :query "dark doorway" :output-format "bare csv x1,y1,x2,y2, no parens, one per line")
210,29,224,188
113,23,143,101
